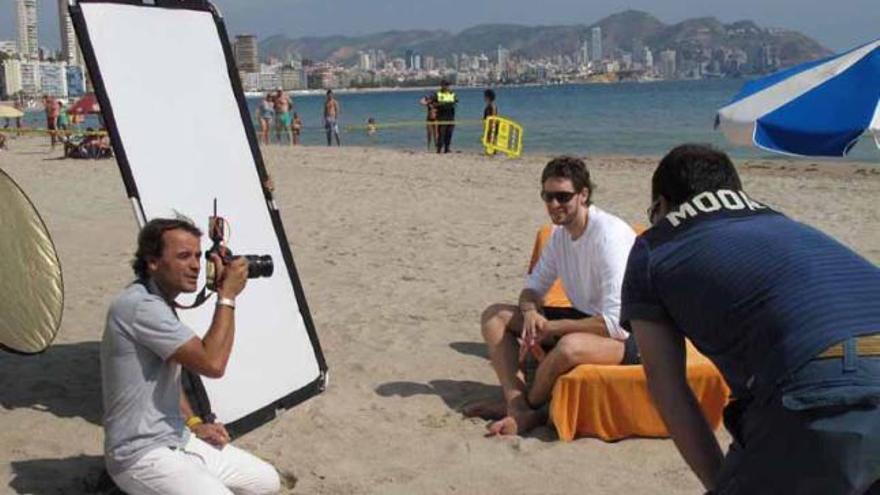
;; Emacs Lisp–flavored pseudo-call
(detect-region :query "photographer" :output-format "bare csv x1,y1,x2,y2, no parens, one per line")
101,218,280,494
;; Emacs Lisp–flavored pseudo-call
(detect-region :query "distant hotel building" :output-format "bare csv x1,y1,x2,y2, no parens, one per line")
234,35,259,73
590,26,602,62
58,0,82,65
0,59,23,99
17,0,39,60
660,49,677,79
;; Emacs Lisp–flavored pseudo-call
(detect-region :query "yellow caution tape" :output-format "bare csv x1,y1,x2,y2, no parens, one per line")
0,127,108,136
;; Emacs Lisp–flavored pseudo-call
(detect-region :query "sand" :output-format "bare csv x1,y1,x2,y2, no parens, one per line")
1,136,878,494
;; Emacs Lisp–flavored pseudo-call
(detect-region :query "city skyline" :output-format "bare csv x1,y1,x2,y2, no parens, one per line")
0,0,877,54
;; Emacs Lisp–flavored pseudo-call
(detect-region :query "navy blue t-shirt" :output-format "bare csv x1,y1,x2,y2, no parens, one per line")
621,189,880,397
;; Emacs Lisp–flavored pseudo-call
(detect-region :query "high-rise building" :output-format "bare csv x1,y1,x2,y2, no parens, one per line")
234,35,259,73
0,59,23,99
580,39,589,66
405,49,414,70
643,47,654,69
590,26,602,62
17,0,39,60
58,0,81,66
660,49,677,79
497,45,510,70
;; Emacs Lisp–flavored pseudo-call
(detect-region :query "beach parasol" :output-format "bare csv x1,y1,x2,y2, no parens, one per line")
0,105,24,118
715,38,880,157
67,93,101,115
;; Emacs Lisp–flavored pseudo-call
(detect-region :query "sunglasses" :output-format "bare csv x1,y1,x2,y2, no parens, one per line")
540,190,577,204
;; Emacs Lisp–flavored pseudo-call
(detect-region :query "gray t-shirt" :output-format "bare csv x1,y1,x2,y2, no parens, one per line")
101,280,195,475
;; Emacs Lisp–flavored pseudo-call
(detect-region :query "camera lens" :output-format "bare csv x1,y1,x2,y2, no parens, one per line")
243,255,274,278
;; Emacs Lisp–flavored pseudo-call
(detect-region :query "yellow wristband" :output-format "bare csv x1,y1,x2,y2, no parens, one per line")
185,416,203,429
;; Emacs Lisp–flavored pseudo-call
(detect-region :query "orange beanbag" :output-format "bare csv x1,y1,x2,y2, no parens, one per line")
528,223,730,441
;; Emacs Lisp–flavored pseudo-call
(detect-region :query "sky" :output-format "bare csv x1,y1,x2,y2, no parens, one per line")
0,0,877,53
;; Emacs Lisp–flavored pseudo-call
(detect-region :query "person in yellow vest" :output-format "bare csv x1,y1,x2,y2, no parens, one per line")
435,80,458,153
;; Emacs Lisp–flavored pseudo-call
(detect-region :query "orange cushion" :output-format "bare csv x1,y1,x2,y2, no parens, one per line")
550,343,730,441
528,223,729,441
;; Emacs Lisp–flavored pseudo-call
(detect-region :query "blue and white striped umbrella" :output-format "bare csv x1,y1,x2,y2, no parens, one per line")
716,39,880,157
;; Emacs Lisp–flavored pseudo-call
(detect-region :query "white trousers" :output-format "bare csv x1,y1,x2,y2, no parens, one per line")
111,435,281,495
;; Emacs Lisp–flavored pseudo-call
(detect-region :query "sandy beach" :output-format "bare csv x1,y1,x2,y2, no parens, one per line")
1,136,878,494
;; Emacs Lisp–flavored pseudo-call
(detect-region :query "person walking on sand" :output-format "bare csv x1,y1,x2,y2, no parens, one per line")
419,93,439,152
323,90,341,146
43,94,59,150
256,93,275,145
273,89,292,145
291,112,303,146
467,156,639,436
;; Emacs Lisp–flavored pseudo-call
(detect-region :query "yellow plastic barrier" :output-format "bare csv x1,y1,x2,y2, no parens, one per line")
482,116,523,158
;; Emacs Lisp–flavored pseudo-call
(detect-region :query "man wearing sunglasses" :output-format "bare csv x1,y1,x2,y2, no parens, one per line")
470,156,638,436
622,144,880,494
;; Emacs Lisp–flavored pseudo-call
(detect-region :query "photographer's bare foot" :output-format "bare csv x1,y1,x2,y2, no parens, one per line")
485,405,544,436
461,399,506,420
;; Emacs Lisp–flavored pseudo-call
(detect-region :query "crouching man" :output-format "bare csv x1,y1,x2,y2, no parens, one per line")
101,218,280,494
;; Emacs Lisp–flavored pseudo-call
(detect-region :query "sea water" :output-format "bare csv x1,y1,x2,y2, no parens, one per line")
247,79,877,161
17,79,876,161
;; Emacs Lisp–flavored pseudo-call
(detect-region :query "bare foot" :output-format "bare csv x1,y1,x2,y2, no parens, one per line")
462,398,507,420
485,406,545,436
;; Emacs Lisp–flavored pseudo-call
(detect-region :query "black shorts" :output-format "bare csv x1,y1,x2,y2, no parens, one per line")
543,306,641,365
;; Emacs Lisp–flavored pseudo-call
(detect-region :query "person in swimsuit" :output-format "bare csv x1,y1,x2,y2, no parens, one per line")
273,90,292,145
323,90,341,146
256,93,275,145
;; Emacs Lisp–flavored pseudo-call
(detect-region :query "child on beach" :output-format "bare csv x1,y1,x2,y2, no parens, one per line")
292,113,303,145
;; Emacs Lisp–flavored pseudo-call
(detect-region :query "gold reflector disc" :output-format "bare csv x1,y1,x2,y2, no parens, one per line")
0,168,64,354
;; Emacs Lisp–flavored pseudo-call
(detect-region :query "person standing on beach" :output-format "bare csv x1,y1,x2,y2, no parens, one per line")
43,94,59,150
101,218,281,494
434,80,457,153
273,89,292,145
467,156,638,435
323,89,341,146
623,144,880,494
292,112,303,145
419,93,439,151
483,89,499,155
256,92,275,145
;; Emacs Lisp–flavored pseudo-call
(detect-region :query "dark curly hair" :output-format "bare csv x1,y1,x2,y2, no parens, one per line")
132,217,202,280
541,156,596,205
652,144,742,206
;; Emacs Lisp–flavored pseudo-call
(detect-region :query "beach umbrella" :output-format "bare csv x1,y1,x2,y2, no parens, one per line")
716,38,880,157
0,105,24,118
67,93,101,115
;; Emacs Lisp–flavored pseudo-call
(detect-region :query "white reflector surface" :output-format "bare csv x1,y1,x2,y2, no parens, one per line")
80,3,321,424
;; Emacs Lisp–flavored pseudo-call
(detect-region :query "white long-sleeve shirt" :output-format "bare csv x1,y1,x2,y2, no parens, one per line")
524,205,636,341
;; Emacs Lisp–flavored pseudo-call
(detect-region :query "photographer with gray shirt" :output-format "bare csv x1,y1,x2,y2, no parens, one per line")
101,218,280,494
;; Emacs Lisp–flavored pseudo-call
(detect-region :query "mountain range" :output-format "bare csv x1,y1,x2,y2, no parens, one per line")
259,10,831,67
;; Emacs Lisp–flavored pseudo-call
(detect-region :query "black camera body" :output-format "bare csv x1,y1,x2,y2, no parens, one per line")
205,203,274,291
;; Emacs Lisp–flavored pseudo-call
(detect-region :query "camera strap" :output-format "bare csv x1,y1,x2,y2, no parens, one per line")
173,285,213,310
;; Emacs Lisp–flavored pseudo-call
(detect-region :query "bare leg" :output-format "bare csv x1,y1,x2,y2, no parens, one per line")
479,304,545,435
526,333,625,407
